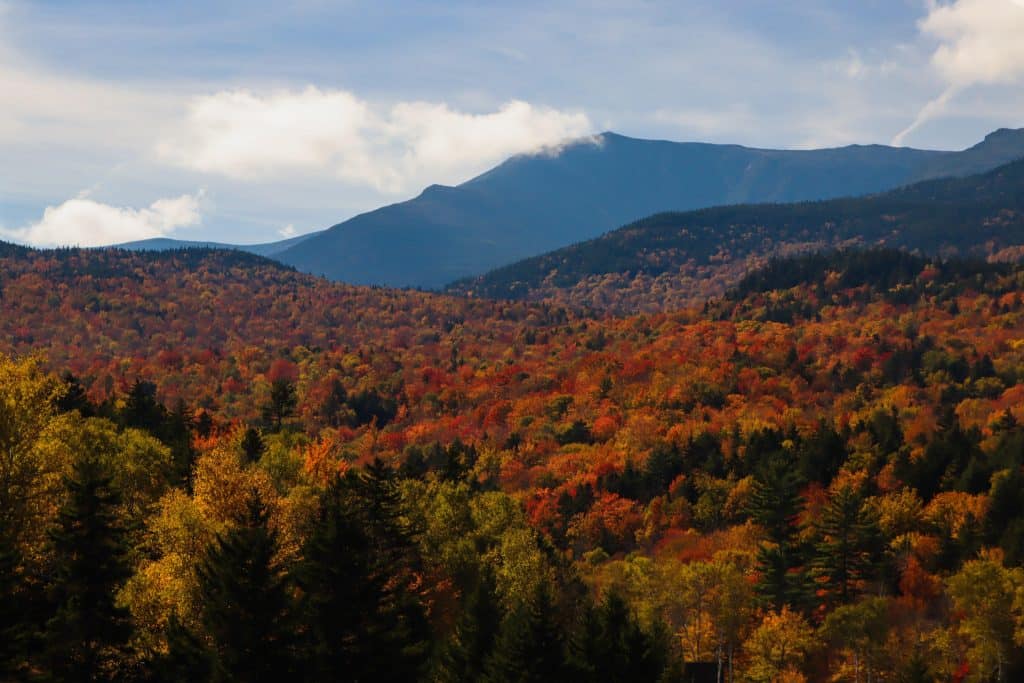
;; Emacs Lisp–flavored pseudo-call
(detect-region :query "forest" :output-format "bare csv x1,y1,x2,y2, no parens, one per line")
449,158,1024,314
5,244,1024,681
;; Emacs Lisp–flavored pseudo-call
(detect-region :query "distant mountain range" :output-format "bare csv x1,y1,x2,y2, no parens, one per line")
449,156,1024,313
114,233,314,258
118,127,1024,288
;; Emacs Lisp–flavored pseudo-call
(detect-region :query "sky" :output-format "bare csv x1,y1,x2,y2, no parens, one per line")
1,0,1024,247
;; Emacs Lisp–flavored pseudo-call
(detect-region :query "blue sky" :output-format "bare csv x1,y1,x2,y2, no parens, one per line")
2,0,1023,247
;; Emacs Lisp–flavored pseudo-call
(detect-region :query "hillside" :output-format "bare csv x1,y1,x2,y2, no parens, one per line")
450,157,1024,313
269,128,1024,288
114,231,318,257
5,245,1024,678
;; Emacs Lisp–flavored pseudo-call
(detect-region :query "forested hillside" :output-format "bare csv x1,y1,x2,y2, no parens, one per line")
450,158,1024,314
5,244,1024,679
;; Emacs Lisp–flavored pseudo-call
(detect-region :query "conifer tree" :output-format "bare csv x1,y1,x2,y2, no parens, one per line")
812,483,882,604
41,455,134,681
571,589,666,682
435,567,504,682
484,584,570,683
293,463,430,682
150,613,213,683
196,491,293,681
747,453,809,610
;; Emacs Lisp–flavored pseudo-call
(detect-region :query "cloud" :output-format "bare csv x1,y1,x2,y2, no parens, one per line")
894,0,1024,145
157,87,593,193
1,192,203,247
278,224,297,238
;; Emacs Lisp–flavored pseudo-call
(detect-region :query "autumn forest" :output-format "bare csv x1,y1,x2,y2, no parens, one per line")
1,238,1024,682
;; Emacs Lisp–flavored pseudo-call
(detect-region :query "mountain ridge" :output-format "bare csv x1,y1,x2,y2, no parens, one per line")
118,128,1024,288
448,156,1024,313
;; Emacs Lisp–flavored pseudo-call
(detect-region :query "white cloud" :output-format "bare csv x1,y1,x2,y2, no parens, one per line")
157,87,593,193
1,192,203,247
278,223,297,238
894,0,1024,144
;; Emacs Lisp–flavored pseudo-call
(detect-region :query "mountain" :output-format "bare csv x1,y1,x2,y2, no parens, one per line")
448,157,1024,313
115,231,318,257
270,128,1024,289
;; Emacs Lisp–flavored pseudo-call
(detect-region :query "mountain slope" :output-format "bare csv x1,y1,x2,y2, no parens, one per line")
274,128,1024,288
115,231,319,257
449,157,1024,313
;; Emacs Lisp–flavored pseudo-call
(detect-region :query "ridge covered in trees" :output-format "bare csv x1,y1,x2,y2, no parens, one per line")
5,244,1024,679
448,158,1024,313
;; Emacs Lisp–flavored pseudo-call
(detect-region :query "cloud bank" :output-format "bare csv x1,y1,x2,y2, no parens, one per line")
158,88,593,193
1,192,203,247
894,0,1024,144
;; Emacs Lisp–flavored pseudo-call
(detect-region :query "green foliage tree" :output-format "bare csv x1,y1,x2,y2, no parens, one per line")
812,482,882,605
262,379,297,432
747,453,809,610
435,567,504,683
946,554,1024,683
484,583,571,683
571,589,667,683
41,455,134,681
196,492,294,681
292,463,430,682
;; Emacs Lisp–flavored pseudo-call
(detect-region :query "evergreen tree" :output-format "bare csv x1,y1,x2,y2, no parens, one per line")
150,614,213,683
747,453,809,610
812,483,882,605
435,567,504,682
484,584,570,683
571,589,666,682
121,379,166,433
196,492,293,681
41,456,134,681
240,426,265,463
262,379,297,431
293,463,430,682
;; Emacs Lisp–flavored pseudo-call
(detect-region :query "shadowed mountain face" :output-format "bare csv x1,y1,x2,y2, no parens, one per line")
448,157,1024,313
119,128,1024,288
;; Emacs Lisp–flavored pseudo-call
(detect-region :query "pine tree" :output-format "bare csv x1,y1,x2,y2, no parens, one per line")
196,492,293,681
435,567,504,682
41,456,134,681
150,613,213,683
293,464,430,682
571,589,666,682
812,483,882,605
262,379,297,432
747,453,809,610
484,584,570,683
240,426,265,463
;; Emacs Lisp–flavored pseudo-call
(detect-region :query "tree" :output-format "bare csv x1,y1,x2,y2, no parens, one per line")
742,607,815,683
484,583,571,683
240,426,265,463
946,553,1024,683
571,589,667,683
819,596,890,683
292,465,430,682
812,482,882,605
196,492,294,681
0,355,65,558
41,456,134,681
0,536,31,678
262,379,297,432
436,567,504,682
149,613,213,683
748,453,809,610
